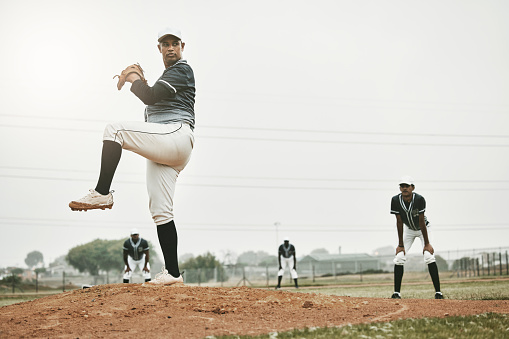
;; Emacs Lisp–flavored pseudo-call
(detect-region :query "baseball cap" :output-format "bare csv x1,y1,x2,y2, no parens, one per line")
131,228,139,235
158,27,183,42
399,175,414,186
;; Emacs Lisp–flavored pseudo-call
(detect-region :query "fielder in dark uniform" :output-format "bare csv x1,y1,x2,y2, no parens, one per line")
123,228,151,283
69,27,195,285
390,176,443,299
276,237,299,289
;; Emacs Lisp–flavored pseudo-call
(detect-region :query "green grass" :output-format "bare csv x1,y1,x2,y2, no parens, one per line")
210,313,509,339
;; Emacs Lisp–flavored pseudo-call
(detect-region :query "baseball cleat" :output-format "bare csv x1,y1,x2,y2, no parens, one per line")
69,189,114,211
143,266,183,286
391,292,401,299
435,292,444,299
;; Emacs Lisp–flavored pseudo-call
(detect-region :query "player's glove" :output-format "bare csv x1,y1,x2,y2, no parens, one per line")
113,63,148,90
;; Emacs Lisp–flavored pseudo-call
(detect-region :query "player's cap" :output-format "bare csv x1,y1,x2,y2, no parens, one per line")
284,236,290,241
131,228,139,235
399,175,414,186
158,27,183,42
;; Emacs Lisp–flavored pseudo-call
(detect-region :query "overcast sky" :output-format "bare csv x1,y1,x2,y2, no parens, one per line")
1,0,508,268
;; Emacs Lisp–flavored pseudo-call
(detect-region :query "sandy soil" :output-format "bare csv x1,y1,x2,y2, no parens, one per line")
1,283,508,338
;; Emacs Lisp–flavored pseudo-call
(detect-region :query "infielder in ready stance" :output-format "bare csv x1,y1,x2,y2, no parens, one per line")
390,176,443,299
123,228,151,283
69,27,195,285
276,237,299,289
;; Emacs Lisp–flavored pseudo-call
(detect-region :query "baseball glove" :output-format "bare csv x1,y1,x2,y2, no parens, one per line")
113,63,148,90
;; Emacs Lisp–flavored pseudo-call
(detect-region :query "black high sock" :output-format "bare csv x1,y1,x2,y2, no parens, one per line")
428,262,441,292
95,140,122,195
157,220,180,278
294,278,298,288
277,275,282,287
394,265,404,293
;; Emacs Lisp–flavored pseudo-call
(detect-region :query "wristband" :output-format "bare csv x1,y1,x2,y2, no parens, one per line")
398,245,404,247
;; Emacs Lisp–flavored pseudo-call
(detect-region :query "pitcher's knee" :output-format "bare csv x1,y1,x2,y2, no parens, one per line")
103,123,124,145
152,212,174,226
424,251,436,264
393,251,406,265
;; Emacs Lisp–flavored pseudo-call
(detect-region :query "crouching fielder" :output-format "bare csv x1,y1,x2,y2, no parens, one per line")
123,228,151,283
390,176,443,299
276,237,298,289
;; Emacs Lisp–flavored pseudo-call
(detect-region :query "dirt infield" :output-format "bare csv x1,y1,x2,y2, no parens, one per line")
1,284,508,338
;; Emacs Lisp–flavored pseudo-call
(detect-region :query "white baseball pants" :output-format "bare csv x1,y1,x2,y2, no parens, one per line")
278,255,298,279
123,255,151,280
393,226,436,265
103,122,194,225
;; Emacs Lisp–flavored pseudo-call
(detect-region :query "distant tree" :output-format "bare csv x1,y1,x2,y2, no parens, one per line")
310,248,329,255
258,255,278,267
179,253,194,264
11,268,24,275
25,251,44,268
237,251,257,265
66,240,101,275
181,252,227,283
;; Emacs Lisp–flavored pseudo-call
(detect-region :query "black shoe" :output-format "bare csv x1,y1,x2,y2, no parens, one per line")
435,292,444,299
391,292,401,299
275,286,281,290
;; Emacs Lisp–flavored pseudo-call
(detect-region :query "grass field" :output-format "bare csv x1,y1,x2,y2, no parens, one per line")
299,278,509,300
214,313,509,339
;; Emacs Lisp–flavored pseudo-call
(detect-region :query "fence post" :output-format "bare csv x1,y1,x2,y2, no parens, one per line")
359,263,363,282
491,252,497,276
506,251,508,275
62,271,66,292
487,254,490,276
12,273,15,293
499,252,503,276
476,258,480,276
312,264,315,283
198,268,201,286
36,271,39,293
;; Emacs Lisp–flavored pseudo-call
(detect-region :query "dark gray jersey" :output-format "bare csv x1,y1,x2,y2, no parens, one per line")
123,238,149,261
279,244,296,258
144,60,195,128
390,193,429,231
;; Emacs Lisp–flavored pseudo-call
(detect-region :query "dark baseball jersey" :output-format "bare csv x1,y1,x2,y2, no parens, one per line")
143,60,195,128
279,244,296,258
123,238,150,261
390,193,429,231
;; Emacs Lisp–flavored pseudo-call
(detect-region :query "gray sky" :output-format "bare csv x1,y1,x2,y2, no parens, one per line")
1,0,508,268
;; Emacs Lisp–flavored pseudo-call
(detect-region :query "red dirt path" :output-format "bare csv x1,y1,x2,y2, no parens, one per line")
1,284,508,338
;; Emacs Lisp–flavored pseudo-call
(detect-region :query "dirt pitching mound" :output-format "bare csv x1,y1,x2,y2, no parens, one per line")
1,284,508,338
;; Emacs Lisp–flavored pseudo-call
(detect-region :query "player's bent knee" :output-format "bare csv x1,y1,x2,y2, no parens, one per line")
103,123,124,145
152,213,174,226
278,269,284,276
424,251,436,264
393,252,406,265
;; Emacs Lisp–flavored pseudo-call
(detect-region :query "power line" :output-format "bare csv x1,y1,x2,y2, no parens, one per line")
2,113,509,139
2,165,509,184
1,173,509,191
0,217,507,232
